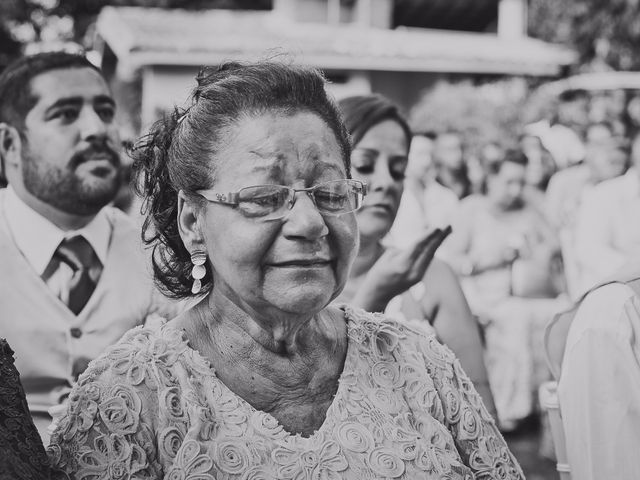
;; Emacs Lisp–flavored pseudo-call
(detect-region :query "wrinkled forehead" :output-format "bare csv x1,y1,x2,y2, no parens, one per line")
215,111,347,182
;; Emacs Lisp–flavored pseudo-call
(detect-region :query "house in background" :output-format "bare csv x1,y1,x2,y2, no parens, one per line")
95,0,575,137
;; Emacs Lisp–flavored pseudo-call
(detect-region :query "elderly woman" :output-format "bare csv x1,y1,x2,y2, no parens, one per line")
335,95,496,419
47,61,523,479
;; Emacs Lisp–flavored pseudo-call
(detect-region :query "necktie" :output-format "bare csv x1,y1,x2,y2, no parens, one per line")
53,236,102,315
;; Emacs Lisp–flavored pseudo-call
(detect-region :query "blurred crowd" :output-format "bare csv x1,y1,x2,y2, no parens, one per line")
388,86,640,431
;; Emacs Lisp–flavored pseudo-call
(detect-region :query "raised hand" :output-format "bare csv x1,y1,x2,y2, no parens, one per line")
353,226,452,312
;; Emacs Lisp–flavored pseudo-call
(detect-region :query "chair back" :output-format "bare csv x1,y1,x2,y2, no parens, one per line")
544,270,640,380
539,381,571,480
542,263,640,480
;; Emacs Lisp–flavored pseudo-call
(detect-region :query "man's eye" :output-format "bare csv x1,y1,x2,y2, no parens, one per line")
96,106,115,122
53,108,79,122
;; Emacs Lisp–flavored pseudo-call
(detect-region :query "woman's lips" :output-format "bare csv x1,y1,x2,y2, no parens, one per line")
269,259,332,267
362,203,393,215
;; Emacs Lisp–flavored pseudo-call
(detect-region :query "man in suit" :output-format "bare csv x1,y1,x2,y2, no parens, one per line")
0,51,177,441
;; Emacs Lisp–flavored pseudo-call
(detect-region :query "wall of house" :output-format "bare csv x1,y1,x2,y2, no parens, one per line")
134,65,446,136
141,65,200,131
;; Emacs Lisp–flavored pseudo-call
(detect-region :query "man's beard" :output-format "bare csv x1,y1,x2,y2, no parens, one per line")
22,143,122,216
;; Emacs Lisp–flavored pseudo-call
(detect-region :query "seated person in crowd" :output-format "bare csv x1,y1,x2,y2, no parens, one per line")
0,52,177,441
520,133,557,214
546,121,629,299
445,148,566,431
386,131,459,248
335,94,495,417
432,130,472,200
559,260,640,480
47,60,523,479
574,132,640,293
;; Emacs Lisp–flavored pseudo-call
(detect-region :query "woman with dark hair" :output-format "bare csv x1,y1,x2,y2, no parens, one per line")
446,148,565,431
47,61,522,478
336,94,496,418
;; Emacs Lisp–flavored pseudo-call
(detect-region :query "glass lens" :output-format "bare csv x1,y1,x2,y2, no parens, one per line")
237,185,291,217
313,180,364,215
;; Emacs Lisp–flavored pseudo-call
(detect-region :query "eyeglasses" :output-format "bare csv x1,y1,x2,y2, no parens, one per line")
196,179,367,221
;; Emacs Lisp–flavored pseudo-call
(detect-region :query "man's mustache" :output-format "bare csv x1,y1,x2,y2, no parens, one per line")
70,143,121,170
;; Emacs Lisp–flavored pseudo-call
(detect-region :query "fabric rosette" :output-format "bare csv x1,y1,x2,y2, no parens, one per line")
441,387,462,424
249,411,287,440
336,421,374,453
98,384,142,435
165,439,214,480
158,426,184,460
214,439,253,475
457,406,482,441
370,361,402,389
161,387,187,423
367,446,405,478
75,434,146,480
241,466,272,480
273,438,348,480
369,387,402,415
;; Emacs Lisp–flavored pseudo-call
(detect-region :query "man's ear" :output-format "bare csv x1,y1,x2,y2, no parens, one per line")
0,123,22,168
177,190,205,253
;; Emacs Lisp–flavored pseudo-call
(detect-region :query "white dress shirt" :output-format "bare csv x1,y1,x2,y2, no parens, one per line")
387,180,458,250
559,282,640,480
574,169,640,293
3,186,111,305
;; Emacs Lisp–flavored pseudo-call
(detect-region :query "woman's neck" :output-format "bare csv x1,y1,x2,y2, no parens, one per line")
180,296,348,437
202,289,315,356
350,237,384,279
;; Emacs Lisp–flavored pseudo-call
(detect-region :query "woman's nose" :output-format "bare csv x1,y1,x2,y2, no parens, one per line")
281,192,329,239
370,160,396,191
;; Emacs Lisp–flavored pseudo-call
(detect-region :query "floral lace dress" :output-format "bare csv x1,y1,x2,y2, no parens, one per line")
47,307,524,480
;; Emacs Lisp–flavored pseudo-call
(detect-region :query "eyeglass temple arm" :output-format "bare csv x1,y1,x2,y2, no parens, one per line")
195,190,240,205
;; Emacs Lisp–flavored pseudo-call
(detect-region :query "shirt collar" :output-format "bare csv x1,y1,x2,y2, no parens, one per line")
4,186,112,275
624,168,640,196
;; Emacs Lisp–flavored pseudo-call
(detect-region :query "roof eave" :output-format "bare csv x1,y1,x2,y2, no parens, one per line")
121,50,571,77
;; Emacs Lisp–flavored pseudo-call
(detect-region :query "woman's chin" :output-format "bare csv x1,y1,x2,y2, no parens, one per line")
262,282,335,315
358,223,393,244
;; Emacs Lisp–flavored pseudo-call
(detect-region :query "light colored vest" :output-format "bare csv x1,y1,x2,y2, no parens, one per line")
0,198,175,412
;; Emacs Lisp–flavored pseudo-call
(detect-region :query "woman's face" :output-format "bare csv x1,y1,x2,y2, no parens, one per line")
195,111,359,315
486,161,526,211
350,120,409,242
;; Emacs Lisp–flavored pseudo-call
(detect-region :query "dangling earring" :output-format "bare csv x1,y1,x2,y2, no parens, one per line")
190,251,207,295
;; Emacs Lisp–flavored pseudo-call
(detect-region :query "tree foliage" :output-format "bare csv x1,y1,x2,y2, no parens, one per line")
409,78,529,156
529,0,640,71
0,0,271,67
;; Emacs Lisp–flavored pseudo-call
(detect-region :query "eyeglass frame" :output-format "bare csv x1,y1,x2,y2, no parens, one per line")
195,179,368,219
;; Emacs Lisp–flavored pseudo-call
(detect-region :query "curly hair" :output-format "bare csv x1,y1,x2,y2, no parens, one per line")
131,60,352,299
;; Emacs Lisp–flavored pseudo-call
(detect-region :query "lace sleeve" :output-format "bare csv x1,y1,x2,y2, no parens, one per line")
46,346,162,479
416,334,525,479
0,338,55,480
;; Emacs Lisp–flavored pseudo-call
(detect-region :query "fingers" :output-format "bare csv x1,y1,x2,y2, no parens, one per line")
408,227,446,258
407,226,452,277
414,228,449,265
